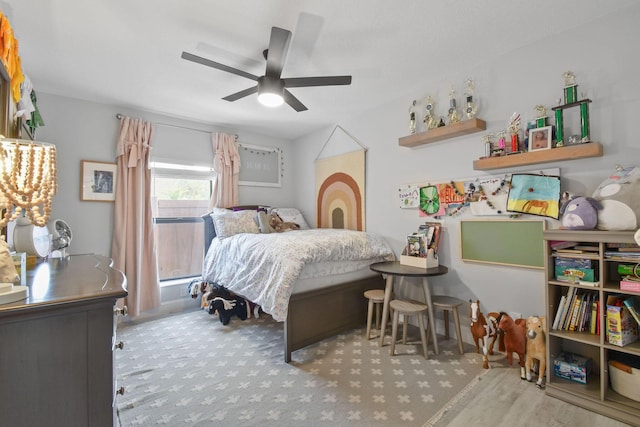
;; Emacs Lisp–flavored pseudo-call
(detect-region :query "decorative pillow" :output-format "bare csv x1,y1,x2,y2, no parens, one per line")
211,210,260,239
271,207,310,229
592,166,640,230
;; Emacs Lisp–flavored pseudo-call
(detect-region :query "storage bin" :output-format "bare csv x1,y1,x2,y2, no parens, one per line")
609,360,640,402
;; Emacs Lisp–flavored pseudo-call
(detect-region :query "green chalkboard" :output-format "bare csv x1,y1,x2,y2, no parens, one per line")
460,220,545,269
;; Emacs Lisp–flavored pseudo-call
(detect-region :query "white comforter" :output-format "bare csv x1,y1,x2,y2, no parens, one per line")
202,229,395,321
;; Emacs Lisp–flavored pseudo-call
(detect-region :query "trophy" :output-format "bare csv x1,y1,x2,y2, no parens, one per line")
535,105,548,128
562,71,577,104
553,71,592,145
482,134,492,158
464,79,477,119
508,112,521,153
409,100,417,134
448,86,460,124
423,96,438,130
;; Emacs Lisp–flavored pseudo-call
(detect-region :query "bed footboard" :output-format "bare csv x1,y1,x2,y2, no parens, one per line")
283,274,385,363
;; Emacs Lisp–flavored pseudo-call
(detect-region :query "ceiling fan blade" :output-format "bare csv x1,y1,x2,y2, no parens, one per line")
265,27,292,78
283,75,352,88
283,89,308,112
181,51,259,81
222,86,259,102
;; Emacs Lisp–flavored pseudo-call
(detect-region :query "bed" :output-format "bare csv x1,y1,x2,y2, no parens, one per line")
201,206,395,362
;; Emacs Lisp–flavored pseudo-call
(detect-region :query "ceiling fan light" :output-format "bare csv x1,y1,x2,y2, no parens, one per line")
257,76,284,107
258,92,284,107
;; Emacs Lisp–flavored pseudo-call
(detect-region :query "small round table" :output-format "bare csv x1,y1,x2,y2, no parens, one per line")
370,261,449,354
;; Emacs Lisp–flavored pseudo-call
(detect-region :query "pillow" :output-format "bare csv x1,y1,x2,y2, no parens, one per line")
211,210,260,239
271,207,310,229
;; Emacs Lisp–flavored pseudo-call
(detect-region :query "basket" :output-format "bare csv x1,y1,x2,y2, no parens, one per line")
609,360,640,402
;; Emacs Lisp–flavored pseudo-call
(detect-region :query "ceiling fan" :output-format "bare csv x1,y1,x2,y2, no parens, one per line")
181,26,352,112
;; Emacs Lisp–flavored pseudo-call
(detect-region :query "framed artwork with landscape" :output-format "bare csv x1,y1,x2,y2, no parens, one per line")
81,160,117,201
528,126,553,151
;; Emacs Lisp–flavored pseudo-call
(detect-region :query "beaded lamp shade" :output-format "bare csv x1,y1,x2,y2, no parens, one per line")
0,137,57,228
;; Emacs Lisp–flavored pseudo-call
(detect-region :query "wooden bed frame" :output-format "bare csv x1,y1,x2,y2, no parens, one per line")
201,210,385,362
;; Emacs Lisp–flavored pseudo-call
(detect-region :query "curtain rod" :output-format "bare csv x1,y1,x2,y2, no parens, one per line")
115,113,238,139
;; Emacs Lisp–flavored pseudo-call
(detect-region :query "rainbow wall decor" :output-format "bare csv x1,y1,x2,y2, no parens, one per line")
315,150,365,230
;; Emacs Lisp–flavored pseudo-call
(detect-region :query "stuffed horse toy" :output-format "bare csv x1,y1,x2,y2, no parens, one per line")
469,300,504,369
498,312,527,379
525,315,546,388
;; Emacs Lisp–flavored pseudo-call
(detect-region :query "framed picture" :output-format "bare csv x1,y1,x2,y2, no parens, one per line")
81,160,117,201
528,126,553,152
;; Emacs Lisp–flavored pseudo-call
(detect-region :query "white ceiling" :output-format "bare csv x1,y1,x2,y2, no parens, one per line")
2,0,637,140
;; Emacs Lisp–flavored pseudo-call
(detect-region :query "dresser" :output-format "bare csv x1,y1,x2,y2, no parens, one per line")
0,254,127,427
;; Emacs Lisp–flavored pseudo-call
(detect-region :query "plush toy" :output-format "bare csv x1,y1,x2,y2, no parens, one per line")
202,283,260,322
498,312,527,380
560,196,602,230
592,166,640,230
208,296,248,325
0,236,19,283
525,315,546,388
269,212,300,232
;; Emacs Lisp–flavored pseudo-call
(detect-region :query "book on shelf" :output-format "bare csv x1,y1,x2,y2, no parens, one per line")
573,245,600,252
406,233,427,258
552,295,567,330
589,298,598,334
555,249,588,254
617,247,640,252
556,287,576,330
549,240,579,250
623,296,640,328
568,292,585,331
419,222,442,253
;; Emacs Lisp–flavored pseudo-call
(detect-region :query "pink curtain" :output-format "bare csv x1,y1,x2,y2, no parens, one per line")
111,116,160,317
208,132,241,210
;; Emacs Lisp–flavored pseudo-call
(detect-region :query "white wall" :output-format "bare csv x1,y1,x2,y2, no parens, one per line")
291,5,640,331
34,93,295,257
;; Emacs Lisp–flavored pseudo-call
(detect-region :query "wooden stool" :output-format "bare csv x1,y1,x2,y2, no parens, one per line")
364,289,387,340
430,295,465,355
389,299,429,359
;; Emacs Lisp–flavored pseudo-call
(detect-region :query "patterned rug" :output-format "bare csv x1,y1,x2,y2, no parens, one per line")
115,308,491,426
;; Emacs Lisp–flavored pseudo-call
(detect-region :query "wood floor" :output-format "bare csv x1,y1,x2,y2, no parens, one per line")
430,363,631,427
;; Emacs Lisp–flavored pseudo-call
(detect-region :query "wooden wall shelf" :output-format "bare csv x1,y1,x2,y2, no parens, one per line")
473,142,603,171
399,117,486,147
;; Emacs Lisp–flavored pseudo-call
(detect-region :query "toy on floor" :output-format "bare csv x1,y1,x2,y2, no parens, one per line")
200,282,261,324
525,315,546,388
469,300,504,369
208,296,248,325
498,312,527,379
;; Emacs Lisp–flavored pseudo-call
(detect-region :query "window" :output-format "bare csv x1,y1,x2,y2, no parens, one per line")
151,162,213,281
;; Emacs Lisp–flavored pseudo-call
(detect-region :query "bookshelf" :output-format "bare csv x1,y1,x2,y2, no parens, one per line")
544,229,640,426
